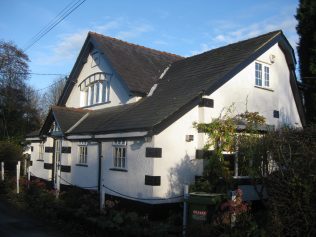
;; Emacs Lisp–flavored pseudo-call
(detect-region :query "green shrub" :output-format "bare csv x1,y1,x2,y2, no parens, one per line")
0,140,23,170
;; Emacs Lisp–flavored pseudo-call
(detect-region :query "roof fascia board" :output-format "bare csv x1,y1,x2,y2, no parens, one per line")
289,70,306,126
94,131,148,139
66,135,93,140
58,34,93,106
25,137,42,141
39,109,53,136
51,111,64,136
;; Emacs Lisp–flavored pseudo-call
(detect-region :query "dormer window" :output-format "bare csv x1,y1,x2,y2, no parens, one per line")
79,73,110,107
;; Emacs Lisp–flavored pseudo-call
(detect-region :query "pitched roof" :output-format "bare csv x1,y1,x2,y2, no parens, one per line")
58,32,183,105
65,30,303,135
90,32,183,95
51,106,89,133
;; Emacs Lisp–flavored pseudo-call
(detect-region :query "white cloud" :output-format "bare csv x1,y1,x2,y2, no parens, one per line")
190,43,212,56
34,18,154,65
190,13,298,56
115,23,153,40
153,39,168,45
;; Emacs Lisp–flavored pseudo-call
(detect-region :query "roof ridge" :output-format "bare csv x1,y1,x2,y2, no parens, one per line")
89,31,184,59
182,30,282,61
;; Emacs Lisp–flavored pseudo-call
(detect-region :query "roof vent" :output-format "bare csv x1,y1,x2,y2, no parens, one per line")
269,54,276,63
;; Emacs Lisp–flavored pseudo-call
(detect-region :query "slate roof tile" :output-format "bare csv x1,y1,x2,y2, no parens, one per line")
89,32,183,94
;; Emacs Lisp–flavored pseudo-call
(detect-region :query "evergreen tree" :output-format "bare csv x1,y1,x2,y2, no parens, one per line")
296,0,316,123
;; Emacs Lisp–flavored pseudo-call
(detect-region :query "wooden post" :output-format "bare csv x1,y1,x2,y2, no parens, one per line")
231,190,236,227
183,184,189,237
23,158,27,176
16,161,21,194
100,186,105,211
1,162,4,181
27,167,31,189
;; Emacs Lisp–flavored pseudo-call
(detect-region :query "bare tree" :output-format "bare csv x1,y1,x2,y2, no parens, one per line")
40,77,66,115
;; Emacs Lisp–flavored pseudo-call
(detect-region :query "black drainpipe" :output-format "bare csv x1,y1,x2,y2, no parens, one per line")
97,141,102,192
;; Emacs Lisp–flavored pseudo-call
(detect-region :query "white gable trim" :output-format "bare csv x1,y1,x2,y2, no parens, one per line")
66,113,90,133
94,131,148,139
66,135,93,140
26,137,42,141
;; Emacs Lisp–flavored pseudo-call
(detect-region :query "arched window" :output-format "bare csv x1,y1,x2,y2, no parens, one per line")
79,73,110,107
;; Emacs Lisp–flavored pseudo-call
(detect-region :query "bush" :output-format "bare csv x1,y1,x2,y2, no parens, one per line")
0,140,23,170
265,127,316,236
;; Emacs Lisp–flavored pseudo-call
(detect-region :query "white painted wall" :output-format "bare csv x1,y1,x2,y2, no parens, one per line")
153,107,204,201
29,42,302,204
65,49,136,110
138,42,303,203
60,140,99,189
101,138,157,203
29,137,54,181
204,43,302,128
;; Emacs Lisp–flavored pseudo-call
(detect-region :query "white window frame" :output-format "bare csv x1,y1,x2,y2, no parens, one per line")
255,62,270,88
38,142,44,160
264,66,269,87
255,62,262,87
78,141,88,164
82,80,109,107
113,140,127,169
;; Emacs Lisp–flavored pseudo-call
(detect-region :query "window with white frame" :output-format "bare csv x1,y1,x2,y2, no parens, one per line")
264,66,269,87
78,141,88,164
79,73,109,107
113,140,127,169
255,62,270,88
38,142,44,160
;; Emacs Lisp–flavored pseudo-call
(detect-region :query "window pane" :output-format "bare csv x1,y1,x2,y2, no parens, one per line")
255,63,262,86
95,82,100,103
102,81,107,103
90,85,94,105
122,158,125,168
264,66,269,87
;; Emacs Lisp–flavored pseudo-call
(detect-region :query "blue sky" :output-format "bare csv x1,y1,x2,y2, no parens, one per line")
0,0,299,91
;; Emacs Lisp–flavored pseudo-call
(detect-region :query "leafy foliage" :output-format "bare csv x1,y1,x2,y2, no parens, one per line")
0,140,23,170
192,108,267,192
0,40,41,141
265,127,316,236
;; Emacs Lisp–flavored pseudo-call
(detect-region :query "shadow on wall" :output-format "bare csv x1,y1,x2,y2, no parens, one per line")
167,154,201,197
280,106,299,127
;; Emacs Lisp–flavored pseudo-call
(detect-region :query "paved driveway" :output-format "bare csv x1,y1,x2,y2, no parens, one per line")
0,200,68,237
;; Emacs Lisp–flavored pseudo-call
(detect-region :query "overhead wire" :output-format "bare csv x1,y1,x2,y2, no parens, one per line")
23,0,87,52
24,0,80,50
0,71,68,76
